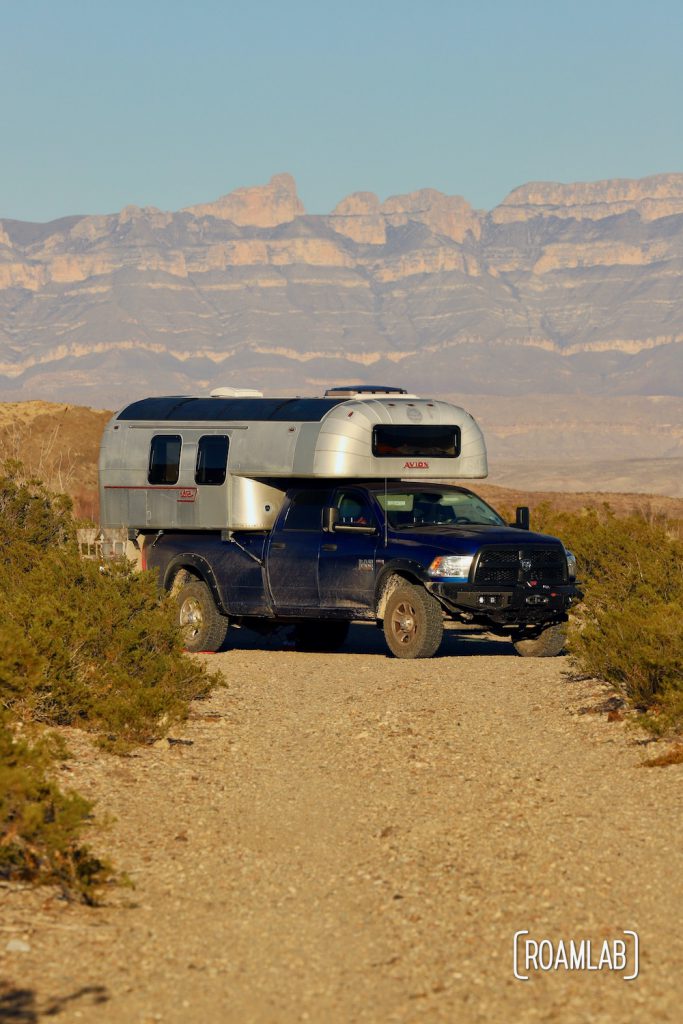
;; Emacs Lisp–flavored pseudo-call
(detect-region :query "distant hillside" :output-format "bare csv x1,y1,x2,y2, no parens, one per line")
1,172,683,418
0,402,110,519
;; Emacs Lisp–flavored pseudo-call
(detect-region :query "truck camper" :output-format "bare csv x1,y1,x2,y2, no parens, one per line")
99,385,580,659
99,385,487,532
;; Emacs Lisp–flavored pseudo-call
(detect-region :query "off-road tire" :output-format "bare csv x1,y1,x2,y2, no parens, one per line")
383,583,444,659
176,579,229,653
293,620,350,652
513,622,568,658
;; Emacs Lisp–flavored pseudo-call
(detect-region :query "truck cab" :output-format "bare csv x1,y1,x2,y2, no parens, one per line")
144,480,579,659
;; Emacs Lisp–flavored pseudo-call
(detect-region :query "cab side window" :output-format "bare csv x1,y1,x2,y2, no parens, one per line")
284,490,327,531
148,435,182,485
335,491,375,526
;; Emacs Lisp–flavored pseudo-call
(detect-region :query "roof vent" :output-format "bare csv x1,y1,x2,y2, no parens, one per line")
324,385,415,399
210,387,264,398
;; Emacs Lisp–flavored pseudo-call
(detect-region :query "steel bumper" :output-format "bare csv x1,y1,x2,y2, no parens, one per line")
428,581,582,624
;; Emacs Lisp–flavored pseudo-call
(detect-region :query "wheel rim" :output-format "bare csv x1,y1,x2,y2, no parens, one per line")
179,596,203,639
390,600,418,645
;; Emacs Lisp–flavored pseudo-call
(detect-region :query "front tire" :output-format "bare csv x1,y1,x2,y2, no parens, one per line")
513,622,567,658
383,583,444,659
176,579,229,653
293,620,350,652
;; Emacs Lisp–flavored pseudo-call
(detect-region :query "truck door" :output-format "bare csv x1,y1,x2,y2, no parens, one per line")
267,489,329,613
318,488,378,612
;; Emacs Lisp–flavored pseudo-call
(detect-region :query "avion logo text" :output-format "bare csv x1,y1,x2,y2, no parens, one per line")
403,460,430,469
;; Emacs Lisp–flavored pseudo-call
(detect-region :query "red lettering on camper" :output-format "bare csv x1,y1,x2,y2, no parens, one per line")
178,488,197,503
403,460,430,470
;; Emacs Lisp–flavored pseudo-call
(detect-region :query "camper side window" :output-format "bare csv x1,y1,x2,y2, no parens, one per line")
148,435,182,485
196,435,229,485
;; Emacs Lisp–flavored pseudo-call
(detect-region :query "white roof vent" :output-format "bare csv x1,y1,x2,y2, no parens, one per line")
210,387,264,398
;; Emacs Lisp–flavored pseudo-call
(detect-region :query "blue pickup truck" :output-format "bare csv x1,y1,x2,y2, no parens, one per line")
144,480,579,659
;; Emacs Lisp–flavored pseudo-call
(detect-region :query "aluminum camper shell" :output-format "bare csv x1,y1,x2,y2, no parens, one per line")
99,393,488,532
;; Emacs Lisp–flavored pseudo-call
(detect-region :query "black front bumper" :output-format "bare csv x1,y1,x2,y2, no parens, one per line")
428,580,582,625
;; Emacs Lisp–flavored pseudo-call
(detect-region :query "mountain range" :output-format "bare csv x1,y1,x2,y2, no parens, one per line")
1,171,682,488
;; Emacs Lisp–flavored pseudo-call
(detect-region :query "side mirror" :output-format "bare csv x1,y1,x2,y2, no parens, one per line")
514,506,530,530
323,506,339,532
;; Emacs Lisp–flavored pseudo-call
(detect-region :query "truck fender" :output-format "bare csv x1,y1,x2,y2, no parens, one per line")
162,553,227,615
375,560,429,619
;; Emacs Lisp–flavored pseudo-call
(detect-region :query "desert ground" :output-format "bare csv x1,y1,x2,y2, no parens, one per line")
2,626,682,1023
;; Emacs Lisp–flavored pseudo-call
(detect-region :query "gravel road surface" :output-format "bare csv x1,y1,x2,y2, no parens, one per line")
2,625,682,1023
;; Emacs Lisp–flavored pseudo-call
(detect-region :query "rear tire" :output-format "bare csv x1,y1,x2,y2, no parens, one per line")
513,622,567,658
293,620,350,652
383,582,443,659
176,579,229,653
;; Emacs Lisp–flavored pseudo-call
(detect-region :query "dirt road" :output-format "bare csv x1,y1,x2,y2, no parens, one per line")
2,626,682,1023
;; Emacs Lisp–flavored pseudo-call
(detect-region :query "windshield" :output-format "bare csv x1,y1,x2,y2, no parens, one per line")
375,488,505,529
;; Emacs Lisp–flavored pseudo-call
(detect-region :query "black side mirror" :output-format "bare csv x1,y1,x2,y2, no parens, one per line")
323,506,339,532
514,506,530,530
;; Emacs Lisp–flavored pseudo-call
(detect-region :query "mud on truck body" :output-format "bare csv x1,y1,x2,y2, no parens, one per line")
99,385,580,659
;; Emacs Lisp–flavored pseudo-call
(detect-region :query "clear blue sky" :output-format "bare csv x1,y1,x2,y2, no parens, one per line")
2,0,683,222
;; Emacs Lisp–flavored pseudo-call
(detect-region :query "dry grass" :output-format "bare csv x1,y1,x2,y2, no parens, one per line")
0,402,111,520
643,744,683,768
476,482,683,524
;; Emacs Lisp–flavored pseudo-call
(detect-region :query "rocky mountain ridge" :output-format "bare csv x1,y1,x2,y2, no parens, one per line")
1,172,682,420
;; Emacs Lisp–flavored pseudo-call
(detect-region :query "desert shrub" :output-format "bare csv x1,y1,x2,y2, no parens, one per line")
0,459,74,546
0,465,217,749
533,504,683,732
0,712,112,903
0,465,219,899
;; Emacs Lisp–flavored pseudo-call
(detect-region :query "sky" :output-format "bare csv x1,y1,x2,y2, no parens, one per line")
2,0,683,222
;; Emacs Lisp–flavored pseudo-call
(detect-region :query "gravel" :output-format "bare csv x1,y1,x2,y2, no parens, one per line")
1,625,682,1022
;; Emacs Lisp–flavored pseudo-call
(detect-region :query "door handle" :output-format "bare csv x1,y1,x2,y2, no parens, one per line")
321,543,337,551
271,542,286,550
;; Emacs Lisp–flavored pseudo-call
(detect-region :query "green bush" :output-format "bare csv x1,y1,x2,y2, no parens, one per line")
533,504,683,732
0,465,220,899
0,466,217,749
0,712,112,903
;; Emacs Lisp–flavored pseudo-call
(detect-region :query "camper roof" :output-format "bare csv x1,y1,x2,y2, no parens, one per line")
117,396,346,422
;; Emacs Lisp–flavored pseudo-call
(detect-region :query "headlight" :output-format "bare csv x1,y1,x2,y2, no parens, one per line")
428,554,474,580
565,549,577,580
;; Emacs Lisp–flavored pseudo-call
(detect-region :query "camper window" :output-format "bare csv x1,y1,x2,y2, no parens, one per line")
148,435,182,485
195,435,229,485
371,425,461,459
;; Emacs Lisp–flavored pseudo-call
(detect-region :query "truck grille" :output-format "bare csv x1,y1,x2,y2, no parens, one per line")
473,545,567,586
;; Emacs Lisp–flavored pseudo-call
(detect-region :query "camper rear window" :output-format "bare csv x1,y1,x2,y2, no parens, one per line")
195,435,229,486
148,435,182,485
372,425,460,458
